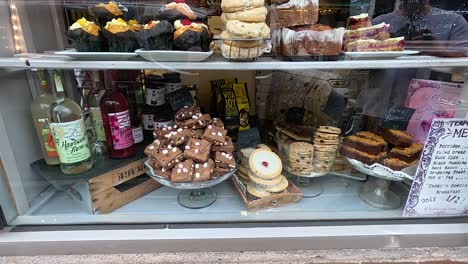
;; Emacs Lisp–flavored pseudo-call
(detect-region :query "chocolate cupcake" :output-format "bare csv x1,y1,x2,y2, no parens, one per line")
89,1,126,27
102,18,140,52
173,19,212,52
65,17,104,52
136,20,174,50
158,1,197,22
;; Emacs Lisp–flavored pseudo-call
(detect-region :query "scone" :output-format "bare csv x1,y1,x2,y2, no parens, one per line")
220,31,263,48
221,6,268,23
221,43,264,59
226,20,270,39
221,0,265,13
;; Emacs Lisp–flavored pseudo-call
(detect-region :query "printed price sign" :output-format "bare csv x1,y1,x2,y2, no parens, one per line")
404,118,468,217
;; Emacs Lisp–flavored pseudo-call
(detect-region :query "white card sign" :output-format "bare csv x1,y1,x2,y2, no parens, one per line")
404,118,468,217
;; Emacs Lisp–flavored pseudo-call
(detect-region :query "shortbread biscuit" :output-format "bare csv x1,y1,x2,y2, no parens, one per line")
247,183,271,198
317,126,342,135
221,0,265,13
221,6,268,22
249,149,282,179
226,20,270,38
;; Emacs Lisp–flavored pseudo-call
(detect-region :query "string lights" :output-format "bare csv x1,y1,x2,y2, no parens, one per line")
9,0,23,53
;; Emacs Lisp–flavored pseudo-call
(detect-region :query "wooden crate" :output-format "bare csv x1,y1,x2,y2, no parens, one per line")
232,175,303,211
32,143,161,214
70,158,160,214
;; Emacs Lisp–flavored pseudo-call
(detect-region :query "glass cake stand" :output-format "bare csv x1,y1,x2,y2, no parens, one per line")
282,170,325,198
145,160,237,209
344,157,415,209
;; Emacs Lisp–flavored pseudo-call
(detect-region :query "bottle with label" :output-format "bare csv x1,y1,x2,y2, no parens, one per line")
31,70,60,165
142,78,174,135
100,77,136,159
162,73,183,94
48,70,93,174
87,71,106,142
117,81,144,144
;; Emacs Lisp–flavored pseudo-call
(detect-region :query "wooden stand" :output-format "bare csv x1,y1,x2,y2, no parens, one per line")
31,142,161,214
232,175,303,211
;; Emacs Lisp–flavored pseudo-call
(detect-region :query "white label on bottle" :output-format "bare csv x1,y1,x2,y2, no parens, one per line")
154,120,174,129
108,110,134,150
165,83,183,94
89,107,106,142
145,88,166,106
50,118,91,164
53,71,64,92
132,126,144,143
142,114,154,131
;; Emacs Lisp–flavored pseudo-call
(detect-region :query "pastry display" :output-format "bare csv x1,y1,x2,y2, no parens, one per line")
269,0,319,30
346,37,405,52
220,0,269,60
288,142,314,176
273,25,345,57
102,18,140,52
173,19,212,51
312,126,341,173
158,1,197,22
341,129,421,171
145,107,236,183
88,1,125,27
65,17,104,52
246,148,289,198
348,13,372,30
135,20,174,50
344,14,404,52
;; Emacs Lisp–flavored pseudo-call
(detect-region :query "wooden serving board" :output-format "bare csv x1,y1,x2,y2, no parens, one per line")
232,174,303,211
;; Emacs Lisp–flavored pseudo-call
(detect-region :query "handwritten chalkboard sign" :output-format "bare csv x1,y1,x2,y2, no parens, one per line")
404,118,468,217
165,87,194,112
380,105,416,130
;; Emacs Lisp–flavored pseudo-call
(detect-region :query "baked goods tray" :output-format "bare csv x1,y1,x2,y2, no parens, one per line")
145,160,236,189
136,49,213,62
345,157,415,181
54,49,139,60
232,174,303,212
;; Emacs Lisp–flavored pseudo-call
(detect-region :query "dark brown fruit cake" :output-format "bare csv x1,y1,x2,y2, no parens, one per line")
389,143,423,163
377,127,413,147
341,135,386,155
339,145,387,165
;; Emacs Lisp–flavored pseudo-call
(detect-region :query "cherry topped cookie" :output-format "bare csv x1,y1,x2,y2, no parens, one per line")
248,149,282,179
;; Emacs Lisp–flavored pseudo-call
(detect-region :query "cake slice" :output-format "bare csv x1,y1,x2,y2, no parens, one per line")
344,23,390,45
342,135,387,155
389,143,423,163
346,37,405,52
355,131,386,143
377,128,413,147
348,13,372,30
339,145,387,165
384,158,417,171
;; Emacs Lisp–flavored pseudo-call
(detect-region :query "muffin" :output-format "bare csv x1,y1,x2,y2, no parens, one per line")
65,17,104,52
102,18,140,52
173,19,212,51
89,1,126,27
136,20,174,50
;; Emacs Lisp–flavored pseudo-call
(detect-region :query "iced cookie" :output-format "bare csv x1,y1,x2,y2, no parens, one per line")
221,0,265,13
248,149,282,179
221,6,268,23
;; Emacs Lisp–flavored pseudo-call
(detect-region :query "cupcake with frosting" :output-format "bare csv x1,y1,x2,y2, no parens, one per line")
89,1,126,27
102,18,140,52
65,17,104,52
136,20,174,50
173,19,212,51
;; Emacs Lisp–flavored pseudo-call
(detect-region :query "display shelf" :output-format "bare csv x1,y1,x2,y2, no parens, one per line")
0,54,468,71
13,176,409,225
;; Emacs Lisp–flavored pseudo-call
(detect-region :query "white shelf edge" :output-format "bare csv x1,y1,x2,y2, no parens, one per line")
0,56,467,70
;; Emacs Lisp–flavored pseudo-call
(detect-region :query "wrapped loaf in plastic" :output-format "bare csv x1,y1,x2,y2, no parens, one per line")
268,0,319,30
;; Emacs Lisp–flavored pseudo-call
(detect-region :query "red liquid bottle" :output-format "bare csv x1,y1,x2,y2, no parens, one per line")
100,80,135,159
